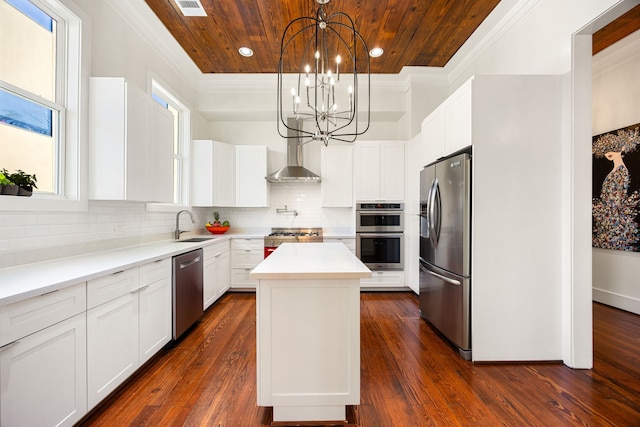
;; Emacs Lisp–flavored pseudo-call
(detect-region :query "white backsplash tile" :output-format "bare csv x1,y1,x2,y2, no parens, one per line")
0,186,355,269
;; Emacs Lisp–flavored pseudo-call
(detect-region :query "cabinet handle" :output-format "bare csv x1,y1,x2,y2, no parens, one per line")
39,289,59,297
113,270,125,275
132,285,151,294
0,341,19,352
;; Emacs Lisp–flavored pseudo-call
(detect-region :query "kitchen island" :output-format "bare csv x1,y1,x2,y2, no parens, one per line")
250,242,371,424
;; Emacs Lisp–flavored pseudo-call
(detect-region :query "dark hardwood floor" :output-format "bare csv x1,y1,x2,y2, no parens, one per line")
78,292,640,426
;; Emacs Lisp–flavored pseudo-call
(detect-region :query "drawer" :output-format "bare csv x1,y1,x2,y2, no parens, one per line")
231,238,263,251
325,238,356,252
139,258,171,287
205,240,230,259
231,249,263,267
360,271,405,287
231,268,257,288
87,268,138,309
0,282,86,346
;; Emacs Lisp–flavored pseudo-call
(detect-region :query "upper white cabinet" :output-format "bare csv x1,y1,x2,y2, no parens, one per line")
354,141,405,201
192,140,236,207
236,145,269,207
150,102,175,203
321,145,353,207
192,141,268,207
421,78,472,166
89,77,173,202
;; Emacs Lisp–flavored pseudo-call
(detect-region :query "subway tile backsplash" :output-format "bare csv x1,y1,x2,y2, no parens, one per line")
0,184,354,269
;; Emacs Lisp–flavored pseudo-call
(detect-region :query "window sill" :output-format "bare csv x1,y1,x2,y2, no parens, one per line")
0,195,88,212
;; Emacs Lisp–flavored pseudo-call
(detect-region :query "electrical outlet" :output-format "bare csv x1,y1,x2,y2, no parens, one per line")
113,224,125,235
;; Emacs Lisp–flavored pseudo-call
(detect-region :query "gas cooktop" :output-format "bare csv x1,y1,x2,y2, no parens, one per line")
264,228,323,246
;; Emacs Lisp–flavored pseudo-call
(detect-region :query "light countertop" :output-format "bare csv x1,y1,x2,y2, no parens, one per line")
250,242,371,280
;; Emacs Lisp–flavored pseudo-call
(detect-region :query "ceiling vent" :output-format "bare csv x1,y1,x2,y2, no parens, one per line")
175,0,207,17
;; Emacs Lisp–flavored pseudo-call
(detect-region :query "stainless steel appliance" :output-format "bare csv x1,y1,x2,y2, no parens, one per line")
419,151,472,359
356,203,404,270
263,227,323,258
172,249,203,339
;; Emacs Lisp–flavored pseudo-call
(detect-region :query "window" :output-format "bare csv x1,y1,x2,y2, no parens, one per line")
0,0,81,209
151,80,191,207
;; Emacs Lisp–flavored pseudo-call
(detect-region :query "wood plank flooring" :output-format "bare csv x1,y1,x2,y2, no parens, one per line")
78,292,640,426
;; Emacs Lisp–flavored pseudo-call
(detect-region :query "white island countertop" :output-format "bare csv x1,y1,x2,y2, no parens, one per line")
250,242,371,280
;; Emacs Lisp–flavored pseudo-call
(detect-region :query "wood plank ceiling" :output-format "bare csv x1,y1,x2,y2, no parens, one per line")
144,0,501,74
144,0,640,74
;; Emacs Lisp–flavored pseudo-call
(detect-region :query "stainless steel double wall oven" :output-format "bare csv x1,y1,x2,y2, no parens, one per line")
356,202,404,270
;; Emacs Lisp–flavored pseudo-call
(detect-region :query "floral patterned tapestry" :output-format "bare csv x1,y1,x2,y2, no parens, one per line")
592,124,640,251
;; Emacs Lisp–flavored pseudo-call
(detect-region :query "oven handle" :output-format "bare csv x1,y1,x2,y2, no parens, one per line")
356,233,404,239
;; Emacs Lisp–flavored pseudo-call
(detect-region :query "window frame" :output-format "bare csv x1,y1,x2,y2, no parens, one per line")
0,0,84,212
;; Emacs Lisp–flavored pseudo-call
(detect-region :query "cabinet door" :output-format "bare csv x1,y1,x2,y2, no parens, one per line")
354,141,380,200
379,141,405,201
236,145,268,207
150,101,174,203
0,313,87,427
87,292,139,409
321,145,353,207
421,106,445,166
203,246,220,309
213,141,236,206
192,139,215,206
217,249,231,297
139,276,171,364
444,78,472,155
125,82,152,201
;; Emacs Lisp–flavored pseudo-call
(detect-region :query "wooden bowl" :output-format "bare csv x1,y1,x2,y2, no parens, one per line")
206,225,230,234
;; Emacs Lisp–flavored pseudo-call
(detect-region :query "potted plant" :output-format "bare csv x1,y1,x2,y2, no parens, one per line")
0,170,19,196
6,169,37,196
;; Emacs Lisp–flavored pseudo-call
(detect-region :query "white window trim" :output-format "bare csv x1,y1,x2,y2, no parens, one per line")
146,76,192,213
0,0,86,212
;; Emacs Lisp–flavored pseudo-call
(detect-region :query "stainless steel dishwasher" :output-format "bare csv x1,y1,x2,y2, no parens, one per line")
172,249,204,339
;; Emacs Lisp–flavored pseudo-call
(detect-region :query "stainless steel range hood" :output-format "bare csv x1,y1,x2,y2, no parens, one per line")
266,119,321,183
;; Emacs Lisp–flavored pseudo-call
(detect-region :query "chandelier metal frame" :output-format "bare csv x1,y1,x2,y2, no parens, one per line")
277,0,371,146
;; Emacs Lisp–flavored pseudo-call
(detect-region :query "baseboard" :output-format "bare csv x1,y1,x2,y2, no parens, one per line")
593,288,640,315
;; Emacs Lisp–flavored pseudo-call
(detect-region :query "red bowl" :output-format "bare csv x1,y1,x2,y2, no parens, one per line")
206,225,230,234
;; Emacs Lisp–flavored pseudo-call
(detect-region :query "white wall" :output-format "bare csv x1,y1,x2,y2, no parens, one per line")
592,29,640,315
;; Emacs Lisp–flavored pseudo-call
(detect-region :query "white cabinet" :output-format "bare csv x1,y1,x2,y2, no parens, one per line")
150,102,175,203
324,237,356,254
231,238,263,290
236,145,269,207
203,240,231,309
192,140,236,207
90,77,172,202
321,145,353,207
87,271,139,409
359,270,405,289
138,258,172,364
354,141,405,201
421,78,472,166
0,284,87,427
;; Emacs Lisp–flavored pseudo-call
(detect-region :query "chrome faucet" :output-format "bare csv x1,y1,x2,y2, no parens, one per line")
175,209,195,240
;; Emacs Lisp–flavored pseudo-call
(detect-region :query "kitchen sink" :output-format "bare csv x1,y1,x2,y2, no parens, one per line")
178,237,215,242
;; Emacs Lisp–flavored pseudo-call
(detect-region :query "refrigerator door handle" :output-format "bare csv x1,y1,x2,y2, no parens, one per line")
420,263,461,286
428,178,439,248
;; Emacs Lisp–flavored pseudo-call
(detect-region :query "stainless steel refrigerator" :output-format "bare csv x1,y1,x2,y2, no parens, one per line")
419,151,471,360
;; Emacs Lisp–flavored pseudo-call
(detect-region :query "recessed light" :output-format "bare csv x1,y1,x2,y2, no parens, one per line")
369,47,384,58
238,47,254,57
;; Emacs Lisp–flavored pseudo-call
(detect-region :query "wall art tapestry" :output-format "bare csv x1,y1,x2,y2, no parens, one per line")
592,123,640,251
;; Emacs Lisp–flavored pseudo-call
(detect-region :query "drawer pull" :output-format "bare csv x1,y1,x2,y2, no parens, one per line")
132,285,151,294
113,270,125,275
0,341,19,352
39,289,59,297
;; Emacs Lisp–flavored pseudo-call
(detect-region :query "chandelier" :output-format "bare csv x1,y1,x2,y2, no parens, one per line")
277,0,371,146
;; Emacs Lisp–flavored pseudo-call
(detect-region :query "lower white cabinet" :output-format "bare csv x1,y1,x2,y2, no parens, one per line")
231,238,263,290
324,237,356,254
139,259,172,364
0,313,87,427
360,270,405,289
204,240,231,309
87,291,139,409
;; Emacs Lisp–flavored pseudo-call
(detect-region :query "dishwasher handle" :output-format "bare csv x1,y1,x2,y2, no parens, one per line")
179,256,201,269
